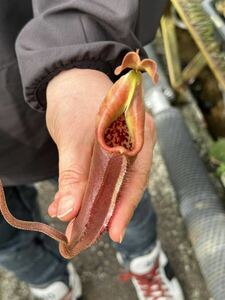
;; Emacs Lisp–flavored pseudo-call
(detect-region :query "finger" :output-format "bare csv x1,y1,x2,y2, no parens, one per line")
51,134,94,222
48,193,60,217
108,113,156,243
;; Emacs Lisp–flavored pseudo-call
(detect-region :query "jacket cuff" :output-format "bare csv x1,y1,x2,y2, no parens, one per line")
25,59,117,112
15,0,144,111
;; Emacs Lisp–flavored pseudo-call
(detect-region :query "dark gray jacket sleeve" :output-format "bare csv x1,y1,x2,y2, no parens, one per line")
15,0,165,111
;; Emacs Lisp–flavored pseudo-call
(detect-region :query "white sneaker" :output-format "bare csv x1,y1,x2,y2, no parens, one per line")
29,263,82,300
117,242,184,300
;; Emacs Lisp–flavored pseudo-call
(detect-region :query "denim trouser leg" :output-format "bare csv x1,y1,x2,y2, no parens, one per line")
0,185,69,286
113,189,157,266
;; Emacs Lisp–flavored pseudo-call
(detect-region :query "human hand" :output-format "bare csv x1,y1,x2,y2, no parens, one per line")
46,68,156,243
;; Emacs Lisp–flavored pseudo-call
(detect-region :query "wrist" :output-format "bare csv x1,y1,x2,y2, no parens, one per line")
46,68,112,103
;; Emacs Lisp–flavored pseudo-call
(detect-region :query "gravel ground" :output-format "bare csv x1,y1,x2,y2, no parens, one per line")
0,143,211,300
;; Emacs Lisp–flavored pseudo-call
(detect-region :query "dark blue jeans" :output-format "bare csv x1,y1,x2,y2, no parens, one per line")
0,184,157,286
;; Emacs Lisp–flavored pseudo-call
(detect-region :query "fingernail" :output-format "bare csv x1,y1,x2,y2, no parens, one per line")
119,229,126,244
50,213,57,218
57,196,75,218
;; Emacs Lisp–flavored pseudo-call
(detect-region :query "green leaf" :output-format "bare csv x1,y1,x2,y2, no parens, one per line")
210,138,225,164
217,163,225,177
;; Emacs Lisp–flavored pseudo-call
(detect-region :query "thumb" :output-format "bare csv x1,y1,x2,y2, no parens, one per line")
48,140,93,222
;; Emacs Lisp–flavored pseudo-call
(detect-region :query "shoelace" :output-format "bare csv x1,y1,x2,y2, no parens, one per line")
120,259,172,299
